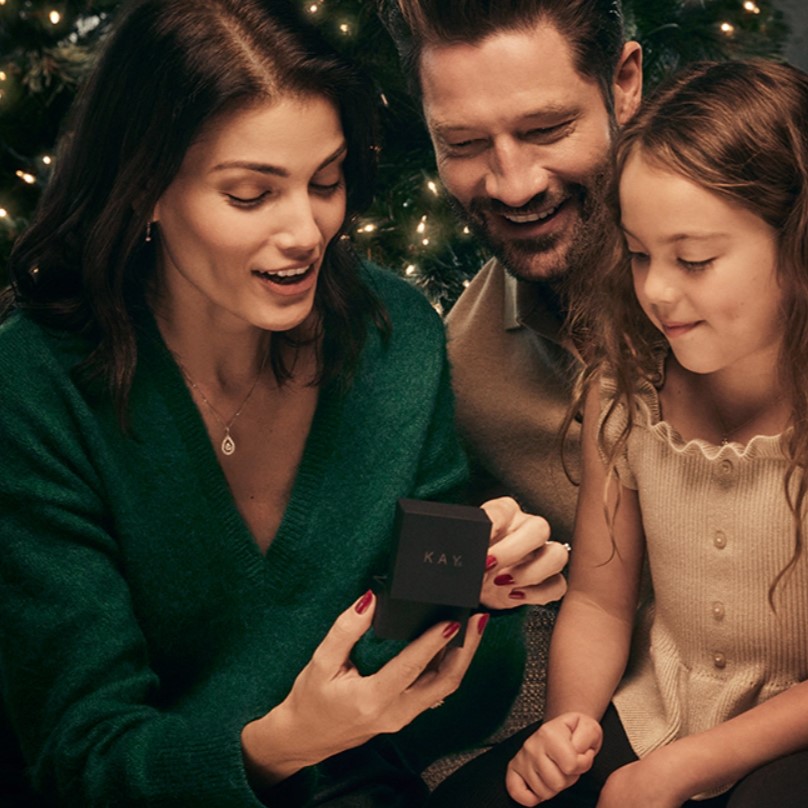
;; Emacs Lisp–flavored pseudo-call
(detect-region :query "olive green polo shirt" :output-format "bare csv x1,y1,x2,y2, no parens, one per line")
446,258,581,543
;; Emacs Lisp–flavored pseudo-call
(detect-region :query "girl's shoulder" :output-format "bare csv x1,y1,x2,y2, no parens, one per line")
597,343,666,423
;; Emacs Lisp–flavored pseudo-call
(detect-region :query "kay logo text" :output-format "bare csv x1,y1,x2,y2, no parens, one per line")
423,551,462,567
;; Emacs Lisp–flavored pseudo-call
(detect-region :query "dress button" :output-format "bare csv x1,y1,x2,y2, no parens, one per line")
720,459,734,475
711,601,725,620
713,530,728,549
713,652,727,669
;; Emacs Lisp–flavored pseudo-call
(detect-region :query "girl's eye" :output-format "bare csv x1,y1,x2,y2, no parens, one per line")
628,251,649,265
226,192,269,208
678,258,714,272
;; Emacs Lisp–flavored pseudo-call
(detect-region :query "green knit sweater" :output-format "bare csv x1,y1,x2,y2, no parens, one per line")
0,264,524,806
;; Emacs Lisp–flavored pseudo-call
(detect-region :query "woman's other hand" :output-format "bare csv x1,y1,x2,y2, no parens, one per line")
480,497,569,609
241,591,489,786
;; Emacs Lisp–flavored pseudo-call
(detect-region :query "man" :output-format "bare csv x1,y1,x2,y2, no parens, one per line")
378,2,643,802
380,0,642,547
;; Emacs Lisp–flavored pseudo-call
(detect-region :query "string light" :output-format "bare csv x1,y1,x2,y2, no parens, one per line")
0,71,6,81
42,155,52,165
720,22,736,35
307,3,319,14
357,222,377,234
426,180,439,196
0,208,7,219
338,21,351,34
405,264,417,277
49,10,61,25
16,170,36,185
743,1,761,13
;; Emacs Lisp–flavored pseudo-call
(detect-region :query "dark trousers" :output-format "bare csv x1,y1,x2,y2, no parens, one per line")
427,704,808,808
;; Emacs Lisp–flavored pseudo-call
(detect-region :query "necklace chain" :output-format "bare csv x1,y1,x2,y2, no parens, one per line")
714,401,774,447
175,355,266,456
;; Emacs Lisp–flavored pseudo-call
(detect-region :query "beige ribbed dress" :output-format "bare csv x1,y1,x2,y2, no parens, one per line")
600,362,808,797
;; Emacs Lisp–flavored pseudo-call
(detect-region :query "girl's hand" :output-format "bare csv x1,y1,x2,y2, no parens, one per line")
597,753,690,808
506,713,602,806
241,591,489,786
480,497,569,609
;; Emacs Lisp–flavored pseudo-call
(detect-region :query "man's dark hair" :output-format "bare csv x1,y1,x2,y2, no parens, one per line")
379,0,626,112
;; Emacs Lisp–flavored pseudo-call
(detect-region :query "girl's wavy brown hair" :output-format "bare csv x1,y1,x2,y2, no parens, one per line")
566,59,808,604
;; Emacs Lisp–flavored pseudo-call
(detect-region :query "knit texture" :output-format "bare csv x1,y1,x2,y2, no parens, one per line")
446,258,581,543
0,262,524,806
600,360,808,797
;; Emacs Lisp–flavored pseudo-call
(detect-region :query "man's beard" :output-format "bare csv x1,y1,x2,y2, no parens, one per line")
447,160,613,288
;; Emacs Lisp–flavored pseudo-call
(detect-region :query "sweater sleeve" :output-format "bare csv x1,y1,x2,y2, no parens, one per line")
0,332,266,807
410,339,470,504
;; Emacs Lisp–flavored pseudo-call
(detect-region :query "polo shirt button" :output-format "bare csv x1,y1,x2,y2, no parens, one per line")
712,651,727,669
711,601,725,620
714,530,728,549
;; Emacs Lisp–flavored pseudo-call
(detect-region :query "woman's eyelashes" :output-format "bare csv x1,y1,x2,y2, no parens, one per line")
226,191,270,208
224,176,344,208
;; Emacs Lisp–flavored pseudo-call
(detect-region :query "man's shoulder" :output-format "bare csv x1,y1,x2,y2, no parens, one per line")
445,257,505,331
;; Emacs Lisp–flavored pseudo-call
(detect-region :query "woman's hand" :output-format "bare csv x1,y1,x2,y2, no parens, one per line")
480,497,569,609
506,713,602,806
241,590,489,786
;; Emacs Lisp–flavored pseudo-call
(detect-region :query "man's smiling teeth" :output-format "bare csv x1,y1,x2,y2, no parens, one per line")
502,204,560,224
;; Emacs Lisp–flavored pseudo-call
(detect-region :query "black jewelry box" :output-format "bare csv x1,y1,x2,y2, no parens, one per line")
372,499,491,647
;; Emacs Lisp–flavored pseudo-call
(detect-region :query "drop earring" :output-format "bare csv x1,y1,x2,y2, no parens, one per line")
145,221,153,243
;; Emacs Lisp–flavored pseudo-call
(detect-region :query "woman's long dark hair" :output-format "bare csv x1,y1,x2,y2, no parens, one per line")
5,0,388,416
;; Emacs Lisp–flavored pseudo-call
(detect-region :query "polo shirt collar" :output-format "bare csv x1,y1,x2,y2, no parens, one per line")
502,262,566,344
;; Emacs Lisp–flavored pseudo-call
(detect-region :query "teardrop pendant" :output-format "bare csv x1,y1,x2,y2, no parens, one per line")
221,432,236,455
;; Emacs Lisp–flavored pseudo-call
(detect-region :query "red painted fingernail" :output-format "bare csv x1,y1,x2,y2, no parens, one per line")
355,590,373,614
494,574,514,586
485,555,498,570
442,621,461,639
478,613,490,635
508,590,526,600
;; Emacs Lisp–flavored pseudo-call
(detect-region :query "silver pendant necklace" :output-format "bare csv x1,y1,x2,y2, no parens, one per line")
714,400,774,447
176,356,266,456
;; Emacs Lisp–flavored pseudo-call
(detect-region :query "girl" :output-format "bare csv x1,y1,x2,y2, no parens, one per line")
510,59,808,807
429,59,808,808
0,1,568,805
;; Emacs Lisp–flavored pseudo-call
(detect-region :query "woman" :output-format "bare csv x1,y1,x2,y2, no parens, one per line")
0,0,569,805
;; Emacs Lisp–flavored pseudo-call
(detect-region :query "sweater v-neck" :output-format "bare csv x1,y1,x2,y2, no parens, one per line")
138,312,344,588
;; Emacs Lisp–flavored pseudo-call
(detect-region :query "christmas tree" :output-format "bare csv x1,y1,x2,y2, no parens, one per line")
0,0,789,309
